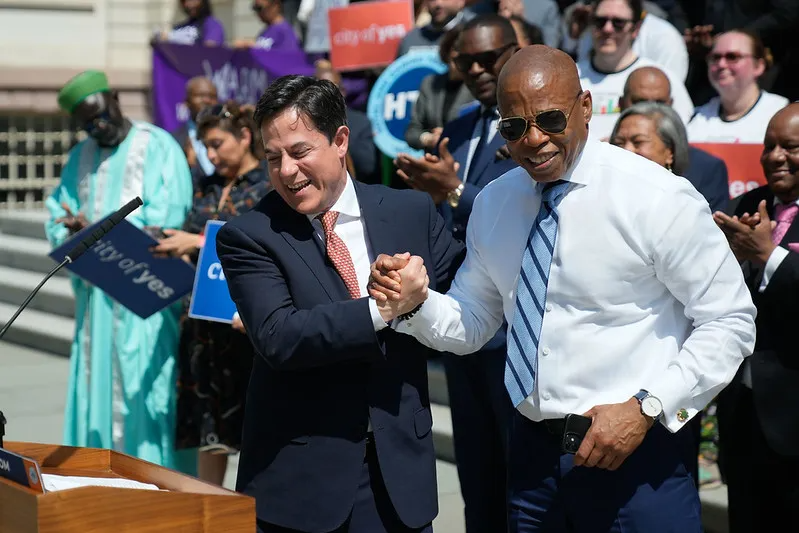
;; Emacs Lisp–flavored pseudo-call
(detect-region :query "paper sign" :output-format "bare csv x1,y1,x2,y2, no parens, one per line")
188,221,237,324
0,448,44,494
49,217,195,319
691,142,766,198
367,51,448,158
329,0,414,71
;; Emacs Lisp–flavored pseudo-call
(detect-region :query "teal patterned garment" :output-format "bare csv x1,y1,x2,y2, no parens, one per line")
45,121,195,472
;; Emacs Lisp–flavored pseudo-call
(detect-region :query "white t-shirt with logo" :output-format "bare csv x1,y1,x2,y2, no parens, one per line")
686,91,789,144
577,56,695,141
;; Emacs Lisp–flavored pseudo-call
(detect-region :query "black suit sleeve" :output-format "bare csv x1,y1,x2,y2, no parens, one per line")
761,252,799,352
425,194,467,292
705,157,731,214
217,224,384,371
348,113,379,184
746,0,799,41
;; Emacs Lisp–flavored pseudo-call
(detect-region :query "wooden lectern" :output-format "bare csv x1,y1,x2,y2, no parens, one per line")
0,441,255,532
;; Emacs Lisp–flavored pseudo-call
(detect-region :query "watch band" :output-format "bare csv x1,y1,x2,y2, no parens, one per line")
447,182,465,208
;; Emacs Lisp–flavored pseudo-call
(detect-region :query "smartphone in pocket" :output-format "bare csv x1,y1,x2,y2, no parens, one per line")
562,413,592,454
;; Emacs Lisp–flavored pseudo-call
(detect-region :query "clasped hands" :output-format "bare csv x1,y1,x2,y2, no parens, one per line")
368,253,430,323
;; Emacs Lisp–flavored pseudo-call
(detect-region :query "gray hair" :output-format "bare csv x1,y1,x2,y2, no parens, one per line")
610,101,690,176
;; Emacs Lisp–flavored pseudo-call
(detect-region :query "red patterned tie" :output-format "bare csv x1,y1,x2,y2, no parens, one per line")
318,211,361,299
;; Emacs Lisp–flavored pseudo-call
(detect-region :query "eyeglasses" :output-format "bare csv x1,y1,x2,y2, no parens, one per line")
497,93,583,142
251,2,264,12
707,52,753,64
196,104,231,121
453,43,515,73
591,15,634,32
81,110,113,135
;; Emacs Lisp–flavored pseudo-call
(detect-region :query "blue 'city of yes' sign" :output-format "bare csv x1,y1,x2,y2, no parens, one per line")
367,51,448,159
188,220,237,324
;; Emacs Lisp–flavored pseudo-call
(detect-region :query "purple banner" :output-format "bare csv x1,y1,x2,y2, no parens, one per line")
152,43,370,134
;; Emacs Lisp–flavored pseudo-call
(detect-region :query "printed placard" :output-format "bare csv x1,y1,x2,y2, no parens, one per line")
188,220,237,324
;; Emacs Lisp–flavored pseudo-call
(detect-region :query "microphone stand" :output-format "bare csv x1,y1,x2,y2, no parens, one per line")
0,196,143,448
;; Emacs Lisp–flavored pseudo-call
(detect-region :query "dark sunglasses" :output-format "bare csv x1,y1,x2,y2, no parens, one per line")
197,104,231,121
591,15,634,32
453,43,515,73
707,52,753,64
81,110,113,135
497,93,583,142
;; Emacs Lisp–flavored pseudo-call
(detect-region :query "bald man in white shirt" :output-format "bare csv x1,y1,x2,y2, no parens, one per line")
369,45,756,532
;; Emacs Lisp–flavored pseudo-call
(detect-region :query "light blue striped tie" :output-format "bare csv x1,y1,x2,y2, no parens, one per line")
505,179,571,407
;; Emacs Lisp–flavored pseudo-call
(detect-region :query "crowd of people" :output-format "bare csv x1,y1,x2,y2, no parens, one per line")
42,0,799,532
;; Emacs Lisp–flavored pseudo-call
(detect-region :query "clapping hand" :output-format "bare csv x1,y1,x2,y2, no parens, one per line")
713,200,776,265
151,229,203,259
54,203,89,235
394,138,461,204
368,252,429,322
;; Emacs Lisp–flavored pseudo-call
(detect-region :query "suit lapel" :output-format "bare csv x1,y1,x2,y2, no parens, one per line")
273,199,345,301
467,133,506,185
355,182,404,260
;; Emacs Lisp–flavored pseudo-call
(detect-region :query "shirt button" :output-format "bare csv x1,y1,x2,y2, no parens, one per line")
541,347,550,356
545,304,553,312
542,393,551,401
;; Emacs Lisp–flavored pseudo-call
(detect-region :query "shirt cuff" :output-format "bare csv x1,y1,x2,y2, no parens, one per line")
368,298,390,331
394,291,444,334
644,371,694,433
759,246,789,292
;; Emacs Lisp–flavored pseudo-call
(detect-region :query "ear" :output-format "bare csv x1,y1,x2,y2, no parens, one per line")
665,149,674,169
581,90,593,124
240,126,252,148
666,96,673,107
753,58,766,79
631,20,643,41
334,125,350,159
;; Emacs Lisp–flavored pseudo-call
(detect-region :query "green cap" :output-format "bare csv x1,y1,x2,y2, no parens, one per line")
57,70,110,113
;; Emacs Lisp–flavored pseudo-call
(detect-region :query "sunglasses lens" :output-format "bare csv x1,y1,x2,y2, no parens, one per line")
536,110,568,134
498,118,527,141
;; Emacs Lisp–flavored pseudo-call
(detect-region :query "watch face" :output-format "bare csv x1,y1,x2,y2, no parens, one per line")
642,396,662,418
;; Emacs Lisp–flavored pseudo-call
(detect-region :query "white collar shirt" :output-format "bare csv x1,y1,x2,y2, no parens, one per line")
396,140,756,432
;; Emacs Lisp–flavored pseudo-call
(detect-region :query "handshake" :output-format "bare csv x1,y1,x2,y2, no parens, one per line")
368,252,431,323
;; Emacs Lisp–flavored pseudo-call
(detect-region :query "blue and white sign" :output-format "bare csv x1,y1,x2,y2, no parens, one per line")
188,220,237,324
49,217,196,319
367,51,448,158
0,448,44,493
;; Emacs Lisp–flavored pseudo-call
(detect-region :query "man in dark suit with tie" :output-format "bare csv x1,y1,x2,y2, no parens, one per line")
619,66,730,213
712,102,799,533
215,75,465,533
394,14,519,533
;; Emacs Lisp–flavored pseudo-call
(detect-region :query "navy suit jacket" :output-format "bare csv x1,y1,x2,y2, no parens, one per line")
435,107,518,350
347,108,380,184
216,181,465,532
685,146,730,214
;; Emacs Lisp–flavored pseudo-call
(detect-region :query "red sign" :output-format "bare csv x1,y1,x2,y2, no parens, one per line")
692,143,766,198
328,0,414,71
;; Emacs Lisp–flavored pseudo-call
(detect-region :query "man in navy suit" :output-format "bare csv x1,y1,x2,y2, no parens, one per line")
619,66,730,213
394,14,520,533
216,75,465,533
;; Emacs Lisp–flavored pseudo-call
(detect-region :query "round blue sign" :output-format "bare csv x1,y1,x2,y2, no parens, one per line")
367,52,448,159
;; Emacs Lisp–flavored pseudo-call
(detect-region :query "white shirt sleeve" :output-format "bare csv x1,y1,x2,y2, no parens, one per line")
758,246,789,293
642,188,756,432
394,205,506,354
369,298,390,331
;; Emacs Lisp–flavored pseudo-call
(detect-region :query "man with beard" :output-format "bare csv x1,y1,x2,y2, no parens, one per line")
45,70,194,471
713,102,799,533
172,76,218,179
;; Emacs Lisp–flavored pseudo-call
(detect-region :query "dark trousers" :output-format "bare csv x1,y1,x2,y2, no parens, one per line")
443,348,513,533
508,411,701,532
257,440,432,533
717,386,799,533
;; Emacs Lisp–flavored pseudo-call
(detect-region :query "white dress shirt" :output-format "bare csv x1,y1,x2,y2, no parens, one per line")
307,175,388,333
396,141,757,432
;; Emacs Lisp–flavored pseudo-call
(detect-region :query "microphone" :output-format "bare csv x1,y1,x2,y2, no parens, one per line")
0,196,142,448
0,196,143,342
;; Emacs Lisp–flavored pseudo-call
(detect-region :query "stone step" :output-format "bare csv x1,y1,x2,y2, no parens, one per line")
0,210,50,241
0,265,75,319
0,233,68,277
0,301,73,356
